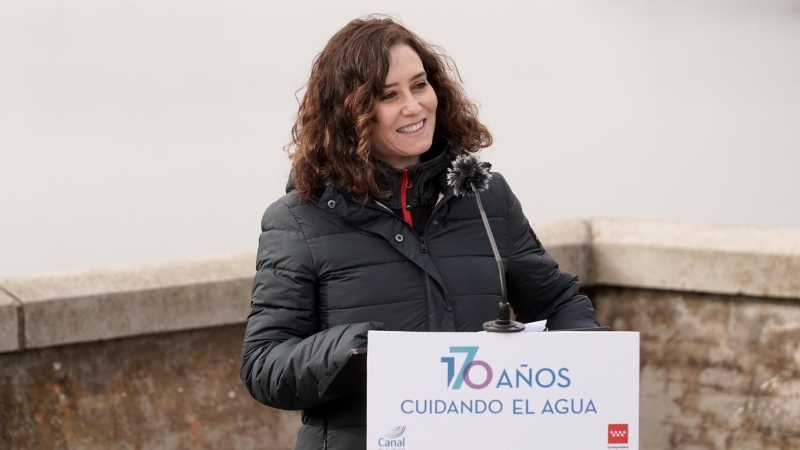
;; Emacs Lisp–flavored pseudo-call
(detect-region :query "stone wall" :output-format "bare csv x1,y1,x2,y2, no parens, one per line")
0,324,300,450
594,288,800,449
1,218,798,449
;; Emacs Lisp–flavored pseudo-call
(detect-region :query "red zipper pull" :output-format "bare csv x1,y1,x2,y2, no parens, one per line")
401,169,413,227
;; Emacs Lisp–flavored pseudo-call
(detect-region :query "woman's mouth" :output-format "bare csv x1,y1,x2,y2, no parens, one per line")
397,119,425,136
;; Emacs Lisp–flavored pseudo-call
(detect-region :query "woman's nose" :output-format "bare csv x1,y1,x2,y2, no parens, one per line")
401,95,422,116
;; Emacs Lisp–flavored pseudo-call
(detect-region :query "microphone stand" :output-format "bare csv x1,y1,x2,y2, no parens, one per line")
470,181,525,333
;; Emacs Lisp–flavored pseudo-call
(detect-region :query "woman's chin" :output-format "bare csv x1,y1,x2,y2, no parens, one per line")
400,138,434,156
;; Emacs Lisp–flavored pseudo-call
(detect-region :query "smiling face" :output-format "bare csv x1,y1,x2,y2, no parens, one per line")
370,44,438,169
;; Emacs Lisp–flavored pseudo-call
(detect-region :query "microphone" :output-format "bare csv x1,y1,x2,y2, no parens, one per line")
447,154,525,333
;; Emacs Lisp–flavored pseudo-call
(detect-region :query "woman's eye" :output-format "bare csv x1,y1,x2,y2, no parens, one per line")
414,81,428,89
381,92,396,101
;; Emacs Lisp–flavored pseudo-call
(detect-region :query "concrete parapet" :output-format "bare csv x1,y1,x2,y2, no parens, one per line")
0,289,19,352
591,218,800,299
0,253,255,350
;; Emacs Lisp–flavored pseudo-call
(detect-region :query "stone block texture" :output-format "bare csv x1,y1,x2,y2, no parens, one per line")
0,290,19,352
594,287,800,450
0,324,300,450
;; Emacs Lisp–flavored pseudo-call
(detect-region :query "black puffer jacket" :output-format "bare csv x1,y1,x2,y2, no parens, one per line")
240,144,599,450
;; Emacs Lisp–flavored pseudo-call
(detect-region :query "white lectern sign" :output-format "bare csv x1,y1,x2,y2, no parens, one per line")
367,331,639,450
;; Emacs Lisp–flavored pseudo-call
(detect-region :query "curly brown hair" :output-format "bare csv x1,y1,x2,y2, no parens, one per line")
287,16,492,204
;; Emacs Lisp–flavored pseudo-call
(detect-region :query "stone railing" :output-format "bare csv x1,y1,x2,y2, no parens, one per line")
1,218,798,449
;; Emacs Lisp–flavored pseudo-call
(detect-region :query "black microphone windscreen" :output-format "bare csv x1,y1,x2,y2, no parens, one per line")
446,153,492,197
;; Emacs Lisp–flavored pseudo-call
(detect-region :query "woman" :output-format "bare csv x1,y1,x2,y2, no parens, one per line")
240,17,599,450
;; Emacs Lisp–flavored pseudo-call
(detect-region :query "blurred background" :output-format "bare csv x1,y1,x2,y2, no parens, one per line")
1,0,797,277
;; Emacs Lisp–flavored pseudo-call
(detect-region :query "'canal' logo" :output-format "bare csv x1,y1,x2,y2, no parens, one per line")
378,426,406,448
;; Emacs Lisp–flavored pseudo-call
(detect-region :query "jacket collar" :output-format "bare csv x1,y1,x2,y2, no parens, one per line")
373,136,454,210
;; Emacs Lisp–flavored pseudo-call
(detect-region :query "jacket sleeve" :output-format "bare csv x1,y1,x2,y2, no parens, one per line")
498,175,601,330
240,200,383,410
